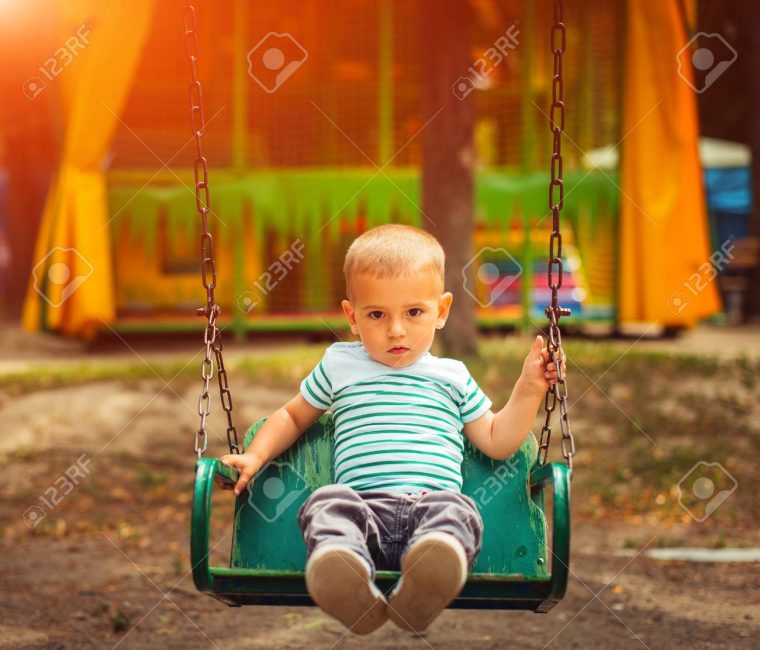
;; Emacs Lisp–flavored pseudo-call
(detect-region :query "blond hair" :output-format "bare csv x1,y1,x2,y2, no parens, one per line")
343,224,445,299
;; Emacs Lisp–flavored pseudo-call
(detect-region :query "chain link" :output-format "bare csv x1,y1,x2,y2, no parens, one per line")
184,1,239,458
538,0,574,472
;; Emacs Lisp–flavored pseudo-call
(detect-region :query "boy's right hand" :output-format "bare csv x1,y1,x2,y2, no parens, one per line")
215,453,264,496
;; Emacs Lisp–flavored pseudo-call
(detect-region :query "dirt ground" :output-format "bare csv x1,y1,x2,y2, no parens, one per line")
1,326,759,649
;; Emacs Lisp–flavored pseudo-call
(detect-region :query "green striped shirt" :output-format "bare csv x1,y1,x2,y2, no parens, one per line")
300,342,492,493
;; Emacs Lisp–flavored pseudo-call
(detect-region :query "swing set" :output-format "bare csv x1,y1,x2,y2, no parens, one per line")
189,0,575,613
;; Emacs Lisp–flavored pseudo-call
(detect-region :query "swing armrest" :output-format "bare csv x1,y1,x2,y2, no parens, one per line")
191,458,239,592
214,460,239,486
530,462,570,610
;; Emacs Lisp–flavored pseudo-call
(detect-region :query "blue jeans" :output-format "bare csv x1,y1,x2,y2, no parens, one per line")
296,484,483,578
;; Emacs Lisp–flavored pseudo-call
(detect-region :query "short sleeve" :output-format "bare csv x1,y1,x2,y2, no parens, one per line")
300,353,333,409
458,369,492,423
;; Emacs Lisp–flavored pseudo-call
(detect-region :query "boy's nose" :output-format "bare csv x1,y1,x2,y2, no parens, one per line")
388,320,406,337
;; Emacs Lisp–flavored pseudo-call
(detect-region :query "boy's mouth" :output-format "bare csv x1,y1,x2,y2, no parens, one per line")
388,346,409,355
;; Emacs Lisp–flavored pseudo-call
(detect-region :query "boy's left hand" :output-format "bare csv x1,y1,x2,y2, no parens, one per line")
519,335,567,397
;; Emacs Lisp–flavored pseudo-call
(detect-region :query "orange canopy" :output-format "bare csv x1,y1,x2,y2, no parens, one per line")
22,0,152,338
618,0,721,327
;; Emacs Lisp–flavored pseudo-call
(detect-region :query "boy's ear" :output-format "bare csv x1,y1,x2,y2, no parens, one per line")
341,299,359,336
436,292,453,329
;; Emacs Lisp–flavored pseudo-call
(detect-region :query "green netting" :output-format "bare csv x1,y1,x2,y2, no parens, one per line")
109,168,618,259
106,0,623,323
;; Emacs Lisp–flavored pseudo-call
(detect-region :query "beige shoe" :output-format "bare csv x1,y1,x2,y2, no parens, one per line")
305,544,388,635
387,532,467,633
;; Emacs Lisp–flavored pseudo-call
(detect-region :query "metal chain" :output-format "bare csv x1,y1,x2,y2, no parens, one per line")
538,0,575,472
184,1,240,458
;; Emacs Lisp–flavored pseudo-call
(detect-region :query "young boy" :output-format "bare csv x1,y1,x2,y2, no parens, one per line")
218,224,563,635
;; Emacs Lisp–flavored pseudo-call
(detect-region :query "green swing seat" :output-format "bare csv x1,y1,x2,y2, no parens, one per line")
192,414,570,612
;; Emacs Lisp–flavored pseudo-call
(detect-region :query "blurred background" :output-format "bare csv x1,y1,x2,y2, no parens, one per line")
0,1,758,648
1,0,757,340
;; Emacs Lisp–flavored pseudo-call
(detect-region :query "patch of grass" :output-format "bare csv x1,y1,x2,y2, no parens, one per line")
0,345,325,394
0,360,196,394
134,463,168,488
111,609,130,632
474,338,731,379
738,356,758,390
655,535,685,548
9,447,36,461
235,345,324,388
711,531,727,549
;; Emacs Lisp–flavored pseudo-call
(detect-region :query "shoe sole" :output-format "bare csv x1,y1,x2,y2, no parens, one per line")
388,532,467,633
305,546,387,635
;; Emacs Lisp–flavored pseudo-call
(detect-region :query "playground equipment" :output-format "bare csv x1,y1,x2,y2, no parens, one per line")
189,0,574,612
22,0,721,339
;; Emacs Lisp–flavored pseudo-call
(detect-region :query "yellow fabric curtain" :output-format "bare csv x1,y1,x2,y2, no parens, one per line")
619,0,721,327
22,0,153,338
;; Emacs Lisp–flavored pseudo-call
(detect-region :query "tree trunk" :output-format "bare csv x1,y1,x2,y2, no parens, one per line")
420,0,478,357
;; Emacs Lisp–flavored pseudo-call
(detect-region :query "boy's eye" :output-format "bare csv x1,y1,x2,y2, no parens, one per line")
408,308,423,317
368,311,384,320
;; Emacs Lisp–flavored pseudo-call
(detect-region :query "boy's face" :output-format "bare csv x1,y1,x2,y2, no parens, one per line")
341,268,453,368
